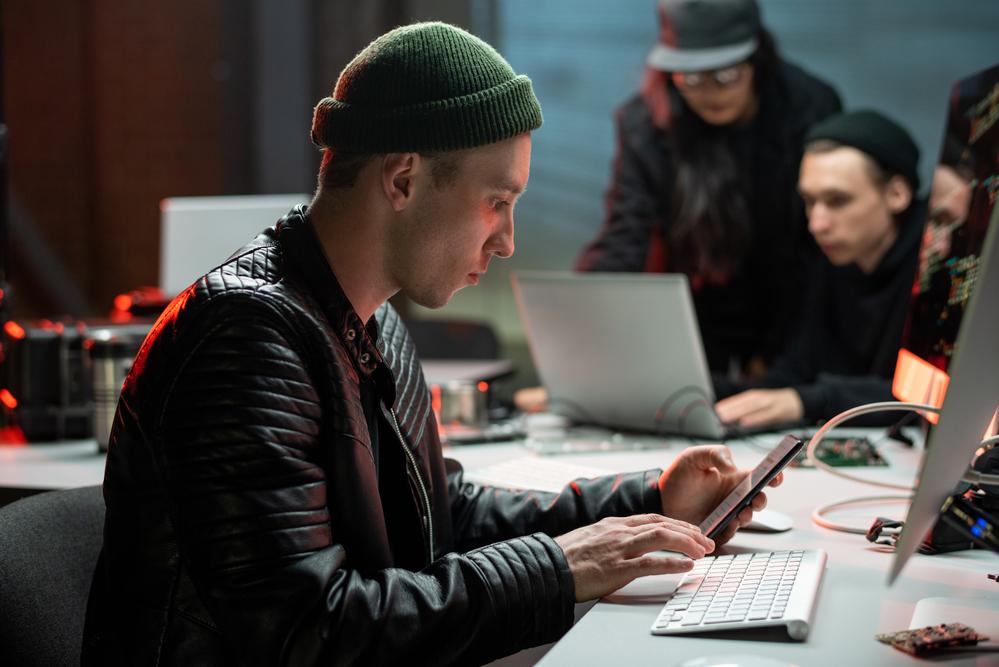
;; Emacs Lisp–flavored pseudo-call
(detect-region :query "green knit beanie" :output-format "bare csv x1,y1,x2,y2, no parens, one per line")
311,22,543,153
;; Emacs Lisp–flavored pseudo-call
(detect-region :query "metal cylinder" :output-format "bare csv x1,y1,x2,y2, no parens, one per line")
87,326,148,452
435,380,489,428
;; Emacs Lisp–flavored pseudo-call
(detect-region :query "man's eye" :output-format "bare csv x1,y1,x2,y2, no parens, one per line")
492,199,510,210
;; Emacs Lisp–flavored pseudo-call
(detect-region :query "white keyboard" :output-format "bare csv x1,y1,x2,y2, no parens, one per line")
652,549,826,640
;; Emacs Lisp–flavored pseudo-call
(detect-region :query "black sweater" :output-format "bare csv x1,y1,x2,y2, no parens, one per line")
577,60,841,372
740,200,927,425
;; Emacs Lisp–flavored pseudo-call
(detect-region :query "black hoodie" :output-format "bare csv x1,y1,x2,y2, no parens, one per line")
743,199,927,424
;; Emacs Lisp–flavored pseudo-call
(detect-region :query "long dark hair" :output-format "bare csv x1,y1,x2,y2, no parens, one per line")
640,29,781,276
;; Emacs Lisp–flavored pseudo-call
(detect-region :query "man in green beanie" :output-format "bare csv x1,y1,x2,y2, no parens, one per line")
85,22,771,665
716,109,926,428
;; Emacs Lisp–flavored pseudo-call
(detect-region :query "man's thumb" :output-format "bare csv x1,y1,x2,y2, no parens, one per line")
706,446,737,472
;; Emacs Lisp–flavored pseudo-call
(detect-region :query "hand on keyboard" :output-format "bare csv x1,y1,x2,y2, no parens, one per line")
554,514,714,601
658,445,782,548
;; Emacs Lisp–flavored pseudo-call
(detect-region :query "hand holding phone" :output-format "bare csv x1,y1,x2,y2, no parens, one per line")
699,435,803,540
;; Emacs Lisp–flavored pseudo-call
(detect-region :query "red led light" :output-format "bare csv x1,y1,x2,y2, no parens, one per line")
0,388,18,410
477,381,489,393
3,321,26,340
114,294,133,312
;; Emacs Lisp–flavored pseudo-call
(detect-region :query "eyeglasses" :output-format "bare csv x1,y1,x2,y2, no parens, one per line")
671,63,748,90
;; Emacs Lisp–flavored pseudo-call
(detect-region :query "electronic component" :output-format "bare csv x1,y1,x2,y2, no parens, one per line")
939,492,999,552
866,517,904,547
790,436,887,468
875,623,989,655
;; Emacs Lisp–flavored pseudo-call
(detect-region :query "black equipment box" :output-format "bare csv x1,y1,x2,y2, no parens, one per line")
1,319,93,440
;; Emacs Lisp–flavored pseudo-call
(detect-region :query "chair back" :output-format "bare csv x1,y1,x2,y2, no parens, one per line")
0,486,104,667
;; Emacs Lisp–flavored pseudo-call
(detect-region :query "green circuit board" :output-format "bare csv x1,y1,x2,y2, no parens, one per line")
790,436,888,468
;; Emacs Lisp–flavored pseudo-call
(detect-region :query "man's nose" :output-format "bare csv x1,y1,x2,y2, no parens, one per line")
489,214,515,259
808,205,832,236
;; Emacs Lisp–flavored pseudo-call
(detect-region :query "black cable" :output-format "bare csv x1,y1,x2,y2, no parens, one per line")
652,385,715,437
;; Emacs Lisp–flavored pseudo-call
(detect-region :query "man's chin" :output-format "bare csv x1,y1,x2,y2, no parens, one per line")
405,286,461,310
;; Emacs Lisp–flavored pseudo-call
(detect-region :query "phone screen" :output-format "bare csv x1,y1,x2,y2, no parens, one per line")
699,435,803,540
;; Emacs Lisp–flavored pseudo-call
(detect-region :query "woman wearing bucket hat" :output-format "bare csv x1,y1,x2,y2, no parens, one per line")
578,0,841,380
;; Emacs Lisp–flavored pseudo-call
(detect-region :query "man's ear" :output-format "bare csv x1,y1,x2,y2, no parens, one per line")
884,174,913,215
381,153,420,212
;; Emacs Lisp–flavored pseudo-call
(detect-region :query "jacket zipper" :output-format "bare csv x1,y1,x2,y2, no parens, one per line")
389,407,434,563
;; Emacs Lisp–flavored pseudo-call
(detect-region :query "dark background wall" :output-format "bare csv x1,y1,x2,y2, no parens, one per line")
2,0,468,319
3,0,998,356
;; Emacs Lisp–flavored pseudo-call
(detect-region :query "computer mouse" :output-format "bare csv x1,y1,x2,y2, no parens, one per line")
742,508,793,533
672,654,798,667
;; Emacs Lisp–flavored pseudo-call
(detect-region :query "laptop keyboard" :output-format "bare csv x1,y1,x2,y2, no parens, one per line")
652,549,826,640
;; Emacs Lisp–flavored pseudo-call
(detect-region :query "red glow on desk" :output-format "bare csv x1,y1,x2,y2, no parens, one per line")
0,425,27,445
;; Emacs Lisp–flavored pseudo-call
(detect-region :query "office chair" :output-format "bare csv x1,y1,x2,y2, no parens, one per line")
404,317,501,360
0,485,104,667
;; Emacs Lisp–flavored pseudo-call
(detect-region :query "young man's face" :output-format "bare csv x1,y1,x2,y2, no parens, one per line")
391,133,531,308
798,147,904,272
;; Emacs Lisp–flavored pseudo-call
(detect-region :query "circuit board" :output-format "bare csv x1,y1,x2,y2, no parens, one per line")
789,436,888,468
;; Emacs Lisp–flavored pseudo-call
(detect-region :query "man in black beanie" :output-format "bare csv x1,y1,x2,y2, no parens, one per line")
716,109,925,428
85,22,773,666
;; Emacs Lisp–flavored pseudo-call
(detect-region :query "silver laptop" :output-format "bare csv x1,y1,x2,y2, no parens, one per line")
512,271,728,439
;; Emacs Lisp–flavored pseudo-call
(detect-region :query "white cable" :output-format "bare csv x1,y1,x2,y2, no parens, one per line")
811,495,913,535
805,401,939,492
804,400,999,534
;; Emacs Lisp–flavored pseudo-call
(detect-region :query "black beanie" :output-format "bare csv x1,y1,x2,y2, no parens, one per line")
805,110,920,191
311,22,543,153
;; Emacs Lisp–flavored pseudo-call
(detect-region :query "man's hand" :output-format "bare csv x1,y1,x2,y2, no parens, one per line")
554,514,714,601
714,388,804,429
658,445,783,547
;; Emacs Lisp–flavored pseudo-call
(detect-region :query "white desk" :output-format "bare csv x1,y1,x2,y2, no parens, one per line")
0,440,105,496
3,429,997,665
444,430,998,667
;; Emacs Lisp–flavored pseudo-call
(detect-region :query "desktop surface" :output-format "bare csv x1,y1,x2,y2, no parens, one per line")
446,429,997,667
2,428,995,665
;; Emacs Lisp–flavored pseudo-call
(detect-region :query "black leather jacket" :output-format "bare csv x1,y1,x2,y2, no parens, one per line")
83,207,662,666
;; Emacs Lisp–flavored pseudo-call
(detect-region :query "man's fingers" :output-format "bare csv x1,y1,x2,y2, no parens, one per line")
768,471,784,488
738,404,779,428
713,521,739,547
707,445,737,472
630,525,715,558
619,513,701,534
715,393,756,423
627,554,696,578
626,525,710,559
749,491,768,512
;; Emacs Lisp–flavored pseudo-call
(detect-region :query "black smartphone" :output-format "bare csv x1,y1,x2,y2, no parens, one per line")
699,435,803,540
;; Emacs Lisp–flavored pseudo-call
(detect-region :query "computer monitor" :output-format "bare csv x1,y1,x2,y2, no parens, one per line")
159,194,310,296
892,64,999,421
888,64,999,582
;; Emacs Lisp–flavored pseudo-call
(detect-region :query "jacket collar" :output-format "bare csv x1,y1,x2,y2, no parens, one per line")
275,205,387,384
